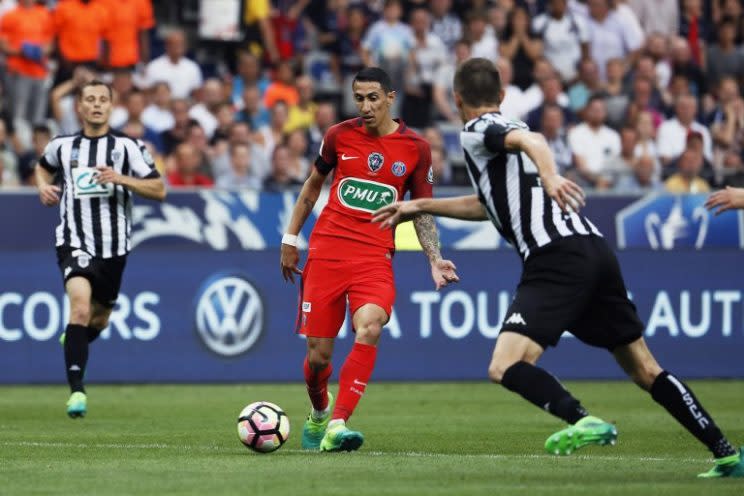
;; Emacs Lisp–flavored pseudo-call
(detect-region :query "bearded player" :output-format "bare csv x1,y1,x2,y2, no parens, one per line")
280,67,459,452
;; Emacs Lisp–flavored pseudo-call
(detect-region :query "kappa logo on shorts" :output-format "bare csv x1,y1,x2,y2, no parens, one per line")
367,152,384,173
505,313,526,325
302,301,311,312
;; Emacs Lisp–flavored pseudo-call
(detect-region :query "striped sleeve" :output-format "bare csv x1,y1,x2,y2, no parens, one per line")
124,139,160,179
38,138,63,172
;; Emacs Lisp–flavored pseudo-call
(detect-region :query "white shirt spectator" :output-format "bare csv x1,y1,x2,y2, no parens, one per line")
58,96,80,135
587,12,643,81
656,119,713,163
362,20,414,65
110,107,128,129
431,12,462,51
470,26,499,63
411,33,447,85
568,123,621,175
532,12,589,82
188,103,218,139
500,84,525,120
627,0,678,37
145,55,203,99
142,104,175,133
521,85,570,116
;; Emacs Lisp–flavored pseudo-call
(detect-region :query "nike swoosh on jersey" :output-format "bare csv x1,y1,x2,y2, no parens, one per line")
341,154,358,160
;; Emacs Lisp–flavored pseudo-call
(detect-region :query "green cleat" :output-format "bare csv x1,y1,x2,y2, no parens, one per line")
319,420,364,452
59,332,66,346
698,448,744,478
301,392,334,450
545,415,617,456
66,391,87,418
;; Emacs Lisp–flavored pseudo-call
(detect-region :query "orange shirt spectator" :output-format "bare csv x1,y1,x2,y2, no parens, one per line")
53,0,109,64
263,61,299,108
99,0,154,68
0,1,54,78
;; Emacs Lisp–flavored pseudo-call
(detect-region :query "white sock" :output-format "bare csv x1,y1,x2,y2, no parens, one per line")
327,418,345,429
311,404,331,421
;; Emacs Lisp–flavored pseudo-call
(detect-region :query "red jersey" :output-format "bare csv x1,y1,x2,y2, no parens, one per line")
309,118,433,260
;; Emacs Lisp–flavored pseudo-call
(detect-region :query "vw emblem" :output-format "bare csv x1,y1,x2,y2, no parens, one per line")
194,273,264,356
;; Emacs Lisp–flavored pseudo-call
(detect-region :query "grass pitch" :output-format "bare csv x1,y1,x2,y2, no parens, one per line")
1,382,742,495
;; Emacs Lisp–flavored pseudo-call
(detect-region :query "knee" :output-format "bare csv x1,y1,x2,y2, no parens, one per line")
88,315,109,332
487,360,512,384
307,346,332,370
355,320,383,345
69,302,91,326
629,362,663,391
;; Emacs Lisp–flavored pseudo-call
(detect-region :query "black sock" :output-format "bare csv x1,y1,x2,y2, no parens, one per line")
63,324,88,393
87,327,104,343
501,361,588,424
650,371,737,459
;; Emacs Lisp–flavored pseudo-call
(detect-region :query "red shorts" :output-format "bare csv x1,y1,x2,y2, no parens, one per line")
296,257,395,338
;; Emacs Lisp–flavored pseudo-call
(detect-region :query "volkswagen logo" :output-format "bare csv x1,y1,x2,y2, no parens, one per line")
194,273,264,356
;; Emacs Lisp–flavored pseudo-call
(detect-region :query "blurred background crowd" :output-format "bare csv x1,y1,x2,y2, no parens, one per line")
0,0,743,194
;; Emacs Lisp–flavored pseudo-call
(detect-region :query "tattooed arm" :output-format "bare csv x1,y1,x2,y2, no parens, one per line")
413,213,460,290
280,169,328,283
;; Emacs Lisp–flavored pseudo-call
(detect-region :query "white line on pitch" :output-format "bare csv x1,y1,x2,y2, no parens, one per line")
1,441,710,464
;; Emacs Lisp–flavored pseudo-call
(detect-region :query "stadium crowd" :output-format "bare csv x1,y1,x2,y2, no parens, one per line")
0,0,743,193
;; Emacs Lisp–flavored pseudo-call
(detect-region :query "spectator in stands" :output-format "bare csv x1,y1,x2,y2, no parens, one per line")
114,89,162,151
285,75,317,133
719,151,744,188
717,0,744,45
669,36,706,97
540,103,575,175
243,0,279,64
522,58,569,117
628,0,678,36
496,57,525,120
433,39,472,123
53,0,109,81
142,82,174,135
568,58,602,113
145,29,203,99
625,76,664,128
361,0,414,114
0,0,54,126
430,0,462,51
679,0,710,68
256,100,289,162
211,102,237,147
568,96,620,189
51,66,97,135
645,33,672,90
464,9,498,63
263,60,300,109
499,7,543,91
331,4,367,118
526,75,573,130
18,124,50,186
285,129,311,180
706,17,744,86
423,126,453,185
605,126,639,182
657,94,712,166
231,51,270,107
586,0,643,81
236,84,271,130
167,143,214,188
185,121,215,180
160,99,192,155
634,110,661,168
215,142,262,190
614,155,663,193
263,144,304,191
532,0,590,83
189,78,224,139
308,102,336,157
0,119,19,186
709,78,744,170
664,148,711,193
602,57,630,129
403,7,446,128
99,0,154,71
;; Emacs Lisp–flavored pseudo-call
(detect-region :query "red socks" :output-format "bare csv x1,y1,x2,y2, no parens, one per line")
332,343,377,422
303,357,332,411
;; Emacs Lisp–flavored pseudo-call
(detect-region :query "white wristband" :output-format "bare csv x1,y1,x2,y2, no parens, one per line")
281,234,298,246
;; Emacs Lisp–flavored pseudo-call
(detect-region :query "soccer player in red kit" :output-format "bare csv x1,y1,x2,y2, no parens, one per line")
280,67,459,452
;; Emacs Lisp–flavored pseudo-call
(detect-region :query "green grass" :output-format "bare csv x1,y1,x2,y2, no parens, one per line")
1,382,743,495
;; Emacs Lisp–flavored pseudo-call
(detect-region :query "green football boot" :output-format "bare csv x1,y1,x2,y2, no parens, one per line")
545,415,617,455
301,392,334,450
59,332,66,346
319,420,364,452
66,391,87,418
698,448,744,478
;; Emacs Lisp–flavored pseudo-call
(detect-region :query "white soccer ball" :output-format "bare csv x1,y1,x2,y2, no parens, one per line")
237,401,290,453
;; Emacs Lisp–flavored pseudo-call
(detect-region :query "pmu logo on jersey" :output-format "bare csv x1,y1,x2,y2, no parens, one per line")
616,194,744,249
391,161,406,177
337,177,398,213
194,272,264,357
367,152,384,173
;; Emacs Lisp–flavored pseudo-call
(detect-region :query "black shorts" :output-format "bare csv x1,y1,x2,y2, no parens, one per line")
501,235,644,351
56,247,127,308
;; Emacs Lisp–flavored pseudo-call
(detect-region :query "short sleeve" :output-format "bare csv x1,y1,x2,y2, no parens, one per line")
481,118,526,154
137,0,155,29
407,139,433,199
314,126,339,175
125,139,160,179
39,139,62,172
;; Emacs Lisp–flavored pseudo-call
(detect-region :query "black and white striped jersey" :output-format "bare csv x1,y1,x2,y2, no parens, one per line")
39,131,160,258
461,112,601,259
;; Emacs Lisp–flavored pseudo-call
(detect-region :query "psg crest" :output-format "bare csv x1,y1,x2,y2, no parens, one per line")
367,152,384,173
391,161,406,177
